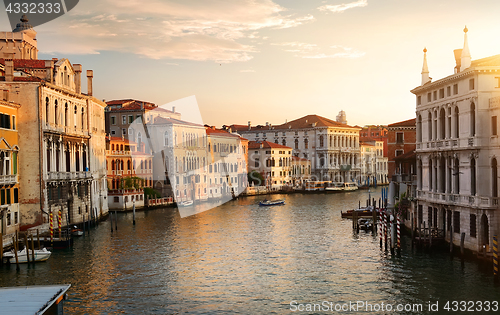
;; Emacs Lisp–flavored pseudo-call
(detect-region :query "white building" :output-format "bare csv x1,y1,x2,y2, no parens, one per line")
248,141,292,189
412,27,500,254
360,139,388,185
231,114,361,183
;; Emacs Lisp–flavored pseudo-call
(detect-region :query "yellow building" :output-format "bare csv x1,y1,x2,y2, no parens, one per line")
0,98,20,235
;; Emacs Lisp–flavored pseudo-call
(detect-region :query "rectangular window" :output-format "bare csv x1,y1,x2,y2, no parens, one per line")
492,116,497,136
439,88,444,99
427,93,431,102
128,115,134,123
433,91,437,100
111,116,116,125
396,132,404,143
417,96,421,105
12,116,16,130
255,158,259,168
470,214,477,238
122,128,126,135
122,116,127,124
0,190,4,205
111,130,116,135
453,211,460,233
453,84,458,95
6,212,11,226
447,86,451,96
469,78,475,90
6,188,10,204
428,207,433,227
395,149,404,157
114,196,119,203
14,211,18,224
128,128,134,135
14,188,18,203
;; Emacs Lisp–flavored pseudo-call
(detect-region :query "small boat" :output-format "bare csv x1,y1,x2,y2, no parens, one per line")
178,200,194,207
259,199,285,206
358,218,374,230
343,182,359,191
3,247,51,264
71,226,83,236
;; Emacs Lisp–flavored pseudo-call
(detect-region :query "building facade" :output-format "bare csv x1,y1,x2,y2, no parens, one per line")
413,28,500,254
0,98,20,235
0,16,108,228
248,141,292,189
387,118,416,179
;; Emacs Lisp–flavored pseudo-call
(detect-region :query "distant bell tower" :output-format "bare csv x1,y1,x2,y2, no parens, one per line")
336,110,347,125
0,14,38,59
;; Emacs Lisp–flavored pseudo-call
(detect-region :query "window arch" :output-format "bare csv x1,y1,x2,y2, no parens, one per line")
45,97,50,124
164,131,169,146
64,103,69,127
492,158,498,198
470,103,476,137
454,106,460,138
471,158,476,195
54,100,58,125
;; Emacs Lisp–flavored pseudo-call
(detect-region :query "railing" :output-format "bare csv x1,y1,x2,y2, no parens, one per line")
417,190,499,208
47,172,90,181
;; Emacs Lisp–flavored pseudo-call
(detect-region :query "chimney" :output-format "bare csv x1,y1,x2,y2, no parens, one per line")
248,121,251,130
4,53,14,82
172,106,176,113
266,122,269,127
211,126,215,130
45,60,54,83
52,58,58,62
86,70,93,96
73,64,82,94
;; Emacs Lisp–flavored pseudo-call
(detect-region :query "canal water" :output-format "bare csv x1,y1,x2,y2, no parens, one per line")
1,188,499,314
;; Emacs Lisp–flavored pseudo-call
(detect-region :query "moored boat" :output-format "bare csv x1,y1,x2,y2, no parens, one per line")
259,199,285,206
357,218,374,230
341,206,374,218
178,200,194,207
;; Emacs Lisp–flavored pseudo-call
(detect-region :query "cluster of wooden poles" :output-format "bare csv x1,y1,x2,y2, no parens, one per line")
0,230,42,270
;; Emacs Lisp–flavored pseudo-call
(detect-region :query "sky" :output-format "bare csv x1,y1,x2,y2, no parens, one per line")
2,0,500,127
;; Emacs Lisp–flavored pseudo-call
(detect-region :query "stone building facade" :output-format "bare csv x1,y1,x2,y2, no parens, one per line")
248,140,293,189
0,17,108,228
413,28,500,253
231,114,361,183
387,118,416,179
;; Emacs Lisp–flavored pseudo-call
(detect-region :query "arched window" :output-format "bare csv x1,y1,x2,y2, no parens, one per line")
282,139,286,146
54,100,58,125
428,158,433,191
428,111,432,141
319,135,324,147
164,131,168,146
45,97,50,124
294,139,299,149
454,157,460,194
127,160,131,170
111,160,115,171
304,138,308,149
64,103,68,127
81,108,85,130
137,132,142,151
454,107,460,138
471,158,476,195
439,108,446,139
74,106,78,128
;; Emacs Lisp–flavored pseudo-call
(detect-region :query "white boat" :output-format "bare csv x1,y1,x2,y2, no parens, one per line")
71,225,84,236
357,218,374,230
3,247,51,263
178,200,194,207
325,182,344,192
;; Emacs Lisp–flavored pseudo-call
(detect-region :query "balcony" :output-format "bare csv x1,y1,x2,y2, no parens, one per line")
47,171,90,181
0,174,18,185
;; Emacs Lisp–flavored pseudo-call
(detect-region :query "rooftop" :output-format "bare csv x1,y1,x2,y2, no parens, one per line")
248,140,292,150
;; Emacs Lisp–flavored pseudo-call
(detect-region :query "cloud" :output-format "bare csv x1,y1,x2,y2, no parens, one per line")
272,42,364,59
37,0,314,62
240,69,256,72
318,0,368,13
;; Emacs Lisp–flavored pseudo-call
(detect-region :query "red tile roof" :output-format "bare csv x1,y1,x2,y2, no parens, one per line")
388,118,416,128
205,126,244,139
0,59,47,68
248,140,292,150
106,99,160,111
292,156,310,162
106,136,136,144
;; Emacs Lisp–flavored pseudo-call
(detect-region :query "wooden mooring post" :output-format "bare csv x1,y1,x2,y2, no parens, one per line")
37,229,41,250
23,233,30,264
0,232,3,264
110,211,114,233
30,234,35,263
493,235,498,279
12,236,19,270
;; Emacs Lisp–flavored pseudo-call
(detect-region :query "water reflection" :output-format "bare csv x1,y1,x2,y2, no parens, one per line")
1,188,499,314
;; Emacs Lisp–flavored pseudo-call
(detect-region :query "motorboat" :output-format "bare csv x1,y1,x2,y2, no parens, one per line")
178,200,194,207
357,218,374,230
71,226,83,236
259,199,285,206
3,247,51,264
325,182,343,192
343,182,359,191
